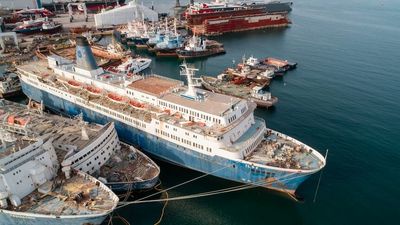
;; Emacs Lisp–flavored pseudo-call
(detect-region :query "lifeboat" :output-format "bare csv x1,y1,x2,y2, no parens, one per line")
67,80,82,88
107,93,124,103
129,99,144,108
85,85,102,95
7,115,30,126
197,122,206,127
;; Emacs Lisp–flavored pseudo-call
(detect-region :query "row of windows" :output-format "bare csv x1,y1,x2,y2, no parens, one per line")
72,130,115,165
228,115,237,123
5,145,40,167
82,142,117,172
127,90,135,96
155,129,209,152
158,101,222,124
244,132,263,156
162,124,198,139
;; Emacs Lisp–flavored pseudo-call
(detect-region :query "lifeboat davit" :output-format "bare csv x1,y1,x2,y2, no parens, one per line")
85,85,102,95
107,93,124,103
129,99,144,108
67,80,82,88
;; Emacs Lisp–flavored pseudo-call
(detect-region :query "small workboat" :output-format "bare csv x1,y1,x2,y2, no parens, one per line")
177,35,225,59
114,57,152,74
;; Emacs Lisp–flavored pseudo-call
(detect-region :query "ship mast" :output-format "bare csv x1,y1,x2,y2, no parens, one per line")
180,62,199,99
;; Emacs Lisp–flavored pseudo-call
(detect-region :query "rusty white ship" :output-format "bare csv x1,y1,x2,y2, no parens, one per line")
16,36,326,197
0,128,118,225
0,100,160,192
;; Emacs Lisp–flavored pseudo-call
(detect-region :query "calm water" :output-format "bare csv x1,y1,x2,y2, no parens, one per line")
4,0,400,224
118,0,400,224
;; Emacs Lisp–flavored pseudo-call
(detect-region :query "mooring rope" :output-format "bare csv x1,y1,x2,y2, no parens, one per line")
116,172,308,209
153,181,169,225
122,164,231,205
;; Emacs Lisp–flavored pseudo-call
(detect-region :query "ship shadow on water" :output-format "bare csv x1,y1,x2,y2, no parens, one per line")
111,157,305,225
152,159,304,202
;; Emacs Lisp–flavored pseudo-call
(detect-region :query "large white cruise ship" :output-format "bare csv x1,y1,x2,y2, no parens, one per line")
16,36,326,196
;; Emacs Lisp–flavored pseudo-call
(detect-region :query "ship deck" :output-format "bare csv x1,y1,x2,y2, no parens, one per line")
17,60,50,75
16,61,249,137
0,101,104,155
0,137,34,159
202,76,256,98
0,100,160,183
246,130,324,170
161,88,242,117
14,171,116,216
128,76,183,96
98,143,160,184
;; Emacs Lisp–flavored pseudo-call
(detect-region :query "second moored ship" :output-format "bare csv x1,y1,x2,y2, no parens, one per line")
16,36,326,196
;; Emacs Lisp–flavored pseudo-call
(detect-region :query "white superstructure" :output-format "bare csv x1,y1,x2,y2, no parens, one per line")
18,55,265,160
0,132,59,208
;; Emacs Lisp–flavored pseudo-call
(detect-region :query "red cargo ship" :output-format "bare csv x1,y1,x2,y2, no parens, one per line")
187,8,266,26
185,1,291,36
193,13,290,36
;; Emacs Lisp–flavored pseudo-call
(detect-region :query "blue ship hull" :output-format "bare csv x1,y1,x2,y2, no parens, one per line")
106,176,159,192
0,213,108,225
21,81,312,193
13,26,42,34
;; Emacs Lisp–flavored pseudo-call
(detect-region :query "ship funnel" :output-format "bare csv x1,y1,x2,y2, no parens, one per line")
75,36,98,71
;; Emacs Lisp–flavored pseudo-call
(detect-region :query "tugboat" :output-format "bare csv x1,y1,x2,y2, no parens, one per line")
152,32,185,57
176,35,226,59
0,128,118,225
147,30,165,48
0,71,21,98
149,18,185,57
